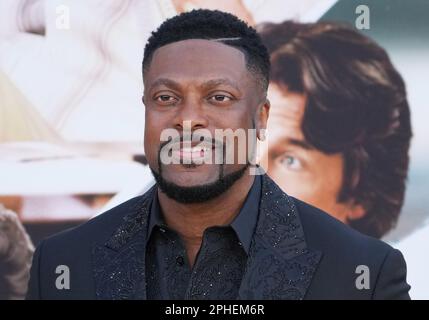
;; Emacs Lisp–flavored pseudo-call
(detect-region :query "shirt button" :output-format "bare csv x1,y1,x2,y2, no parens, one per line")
176,256,184,266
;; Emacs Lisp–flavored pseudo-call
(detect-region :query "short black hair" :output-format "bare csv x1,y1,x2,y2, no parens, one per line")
143,9,270,92
259,21,412,238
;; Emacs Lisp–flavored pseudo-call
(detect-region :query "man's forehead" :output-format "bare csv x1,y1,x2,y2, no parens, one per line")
152,38,245,57
148,77,242,92
268,85,306,118
146,39,248,78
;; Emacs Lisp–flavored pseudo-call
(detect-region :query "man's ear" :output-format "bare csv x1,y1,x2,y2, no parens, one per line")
142,94,147,106
346,201,366,221
257,98,270,141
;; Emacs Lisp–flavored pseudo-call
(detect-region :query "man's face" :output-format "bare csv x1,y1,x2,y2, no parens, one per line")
262,84,364,223
143,39,267,191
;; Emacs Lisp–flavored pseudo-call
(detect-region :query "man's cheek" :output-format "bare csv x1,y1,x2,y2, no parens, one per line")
144,139,159,163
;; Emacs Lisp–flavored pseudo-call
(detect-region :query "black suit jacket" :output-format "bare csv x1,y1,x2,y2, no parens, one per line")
27,175,410,299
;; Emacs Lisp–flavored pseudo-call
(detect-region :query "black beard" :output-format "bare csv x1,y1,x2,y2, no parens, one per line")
150,163,249,204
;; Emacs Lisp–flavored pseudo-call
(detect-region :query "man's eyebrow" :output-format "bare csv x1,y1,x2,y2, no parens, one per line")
149,78,182,91
148,78,242,93
200,78,241,92
285,138,314,150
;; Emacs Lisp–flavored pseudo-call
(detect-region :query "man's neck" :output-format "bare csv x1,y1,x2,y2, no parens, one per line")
157,168,255,266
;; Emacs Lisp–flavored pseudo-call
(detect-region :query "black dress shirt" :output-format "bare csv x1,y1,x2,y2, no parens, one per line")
145,175,262,300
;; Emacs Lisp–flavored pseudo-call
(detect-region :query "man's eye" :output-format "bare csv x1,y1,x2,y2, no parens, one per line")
155,95,177,104
209,95,232,103
279,155,302,170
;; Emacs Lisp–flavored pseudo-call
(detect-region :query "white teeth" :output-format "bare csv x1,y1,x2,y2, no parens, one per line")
180,147,211,153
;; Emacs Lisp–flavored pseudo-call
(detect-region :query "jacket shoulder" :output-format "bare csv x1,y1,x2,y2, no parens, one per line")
45,195,148,247
292,197,410,299
26,192,154,299
293,197,392,255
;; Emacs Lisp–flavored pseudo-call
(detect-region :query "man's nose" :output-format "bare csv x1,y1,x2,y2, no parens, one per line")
172,98,209,131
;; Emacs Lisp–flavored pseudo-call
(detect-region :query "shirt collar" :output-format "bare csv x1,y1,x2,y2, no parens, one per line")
148,174,262,254
230,174,261,254
148,189,165,239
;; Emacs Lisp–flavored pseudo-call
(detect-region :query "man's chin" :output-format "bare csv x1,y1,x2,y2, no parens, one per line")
159,163,221,187
150,163,249,204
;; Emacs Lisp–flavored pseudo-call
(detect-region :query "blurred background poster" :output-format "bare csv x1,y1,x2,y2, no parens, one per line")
0,0,427,299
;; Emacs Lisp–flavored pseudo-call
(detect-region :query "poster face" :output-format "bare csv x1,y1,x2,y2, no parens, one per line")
0,0,427,300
